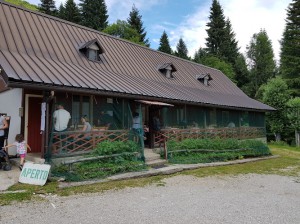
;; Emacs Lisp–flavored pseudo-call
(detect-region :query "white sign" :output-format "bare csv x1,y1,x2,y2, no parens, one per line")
19,163,51,186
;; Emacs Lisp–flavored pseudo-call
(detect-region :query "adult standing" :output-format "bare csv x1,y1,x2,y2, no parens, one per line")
53,103,71,132
0,114,8,149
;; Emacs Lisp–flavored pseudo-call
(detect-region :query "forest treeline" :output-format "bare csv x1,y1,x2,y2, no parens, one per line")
4,0,300,146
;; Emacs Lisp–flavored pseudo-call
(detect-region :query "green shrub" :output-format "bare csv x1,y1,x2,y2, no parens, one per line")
167,138,271,164
93,140,139,155
52,140,145,182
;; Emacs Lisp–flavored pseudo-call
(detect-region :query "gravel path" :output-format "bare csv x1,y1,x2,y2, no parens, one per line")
1,174,300,224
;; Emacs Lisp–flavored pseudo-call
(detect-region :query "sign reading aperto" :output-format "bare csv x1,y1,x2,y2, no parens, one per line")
19,163,51,186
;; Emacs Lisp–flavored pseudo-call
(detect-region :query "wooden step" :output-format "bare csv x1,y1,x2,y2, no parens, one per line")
146,159,168,168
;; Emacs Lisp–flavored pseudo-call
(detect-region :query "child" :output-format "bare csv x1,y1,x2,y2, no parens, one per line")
4,134,31,170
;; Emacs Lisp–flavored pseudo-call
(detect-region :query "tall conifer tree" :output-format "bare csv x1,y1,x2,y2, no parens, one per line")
63,0,81,24
80,0,108,31
221,18,239,64
127,5,150,47
205,0,226,58
157,31,172,54
57,3,65,19
175,38,189,60
280,0,300,97
39,0,57,16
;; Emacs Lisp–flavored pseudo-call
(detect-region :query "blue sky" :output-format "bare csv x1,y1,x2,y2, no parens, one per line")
27,0,291,61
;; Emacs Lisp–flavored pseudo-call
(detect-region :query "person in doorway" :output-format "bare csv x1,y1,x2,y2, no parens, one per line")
4,134,31,170
132,112,141,142
53,103,71,132
0,114,8,150
152,115,161,132
52,103,71,153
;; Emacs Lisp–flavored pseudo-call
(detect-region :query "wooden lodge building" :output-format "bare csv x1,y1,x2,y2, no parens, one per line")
0,1,274,162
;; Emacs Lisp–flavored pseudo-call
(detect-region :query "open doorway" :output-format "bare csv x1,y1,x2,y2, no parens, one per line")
25,94,43,154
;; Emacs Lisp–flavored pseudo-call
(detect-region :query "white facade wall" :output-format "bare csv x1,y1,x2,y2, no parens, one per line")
0,88,22,155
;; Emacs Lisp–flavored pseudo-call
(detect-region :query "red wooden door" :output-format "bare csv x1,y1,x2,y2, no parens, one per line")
27,97,43,153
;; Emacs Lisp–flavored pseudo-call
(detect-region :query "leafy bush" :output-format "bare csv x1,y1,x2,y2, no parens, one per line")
93,140,139,155
167,138,271,164
52,159,146,182
51,140,145,181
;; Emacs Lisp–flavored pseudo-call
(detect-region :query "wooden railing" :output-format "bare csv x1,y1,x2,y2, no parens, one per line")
50,127,265,157
51,129,130,156
161,127,266,142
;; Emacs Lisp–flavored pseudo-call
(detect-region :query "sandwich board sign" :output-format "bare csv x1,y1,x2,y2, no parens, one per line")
19,163,51,186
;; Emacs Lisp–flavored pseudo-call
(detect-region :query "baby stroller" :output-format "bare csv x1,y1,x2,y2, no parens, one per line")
0,148,12,171
0,115,12,171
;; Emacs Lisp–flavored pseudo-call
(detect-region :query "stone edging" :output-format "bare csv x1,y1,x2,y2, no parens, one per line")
58,155,280,189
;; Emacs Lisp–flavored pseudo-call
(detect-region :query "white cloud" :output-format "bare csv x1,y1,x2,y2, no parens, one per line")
106,0,165,22
167,0,290,61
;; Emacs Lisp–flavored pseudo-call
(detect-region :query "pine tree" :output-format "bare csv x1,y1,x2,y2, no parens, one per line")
193,47,207,64
157,31,172,54
175,38,189,60
63,0,81,24
80,0,108,31
246,29,276,98
280,0,300,97
205,0,226,58
127,5,150,47
39,0,57,16
234,53,249,88
221,18,239,65
57,3,65,19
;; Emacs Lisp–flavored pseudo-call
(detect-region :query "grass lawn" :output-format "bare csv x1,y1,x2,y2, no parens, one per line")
1,144,299,205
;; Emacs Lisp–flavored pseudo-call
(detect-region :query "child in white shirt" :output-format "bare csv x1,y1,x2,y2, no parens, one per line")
4,134,31,170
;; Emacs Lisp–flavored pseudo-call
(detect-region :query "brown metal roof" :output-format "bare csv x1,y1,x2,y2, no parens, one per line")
0,1,275,111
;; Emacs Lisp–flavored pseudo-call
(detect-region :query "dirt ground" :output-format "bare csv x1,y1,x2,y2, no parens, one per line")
1,174,300,224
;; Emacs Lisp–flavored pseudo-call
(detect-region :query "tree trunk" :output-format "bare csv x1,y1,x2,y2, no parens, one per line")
296,130,300,147
275,133,281,142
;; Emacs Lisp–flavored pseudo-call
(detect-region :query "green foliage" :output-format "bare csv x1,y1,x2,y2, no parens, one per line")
157,31,172,54
93,140,139,155
102,20,145,46
52,140,144,181
174,38,190,60
59,0,81,24
127,4,150,47
167,138,270,164
269,140,289,147
4,0,38,10
286,97,300,131
38,0,57,16
193,47,207,63
262,77,291,136
201,56,235,82
280,0,300,97
205,0,226,57
234,53,250,89
79,0,108,31
246,29,277,98
52,159,145,182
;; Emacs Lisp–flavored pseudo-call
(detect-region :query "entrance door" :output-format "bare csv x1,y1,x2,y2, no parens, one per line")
26,96,43,153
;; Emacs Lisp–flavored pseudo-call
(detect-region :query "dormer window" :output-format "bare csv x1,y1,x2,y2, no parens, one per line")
158,63,177,79
196,73,213,86
79,39,104,62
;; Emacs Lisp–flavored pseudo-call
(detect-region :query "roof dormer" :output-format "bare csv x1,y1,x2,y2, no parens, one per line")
79,39,104,62
158,63,177,79
196,73,213,86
